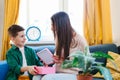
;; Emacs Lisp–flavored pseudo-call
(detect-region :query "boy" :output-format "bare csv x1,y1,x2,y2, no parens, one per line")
6,24,43,80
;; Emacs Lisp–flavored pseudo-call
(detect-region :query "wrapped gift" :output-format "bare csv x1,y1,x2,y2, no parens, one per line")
34,66,56,74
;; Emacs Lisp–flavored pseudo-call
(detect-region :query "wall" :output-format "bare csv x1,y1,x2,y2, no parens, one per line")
0,0,4,59
110,0,120,46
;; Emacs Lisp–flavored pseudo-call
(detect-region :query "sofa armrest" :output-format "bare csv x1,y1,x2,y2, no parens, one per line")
0,60,9,80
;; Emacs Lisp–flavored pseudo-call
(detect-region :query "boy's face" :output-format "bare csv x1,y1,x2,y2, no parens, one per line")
11,31,26,47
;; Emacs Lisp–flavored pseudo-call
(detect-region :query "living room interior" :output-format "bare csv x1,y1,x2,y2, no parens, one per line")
0,0,120,80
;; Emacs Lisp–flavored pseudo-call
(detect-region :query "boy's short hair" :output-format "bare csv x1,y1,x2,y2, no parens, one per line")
8,24,25,37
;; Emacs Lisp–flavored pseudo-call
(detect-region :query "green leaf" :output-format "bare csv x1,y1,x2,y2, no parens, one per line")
72,57,79,67
96,66,113,80
61,60,73,68
91,51,114,60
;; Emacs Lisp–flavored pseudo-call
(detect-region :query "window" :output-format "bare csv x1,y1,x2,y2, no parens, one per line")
18,0,84,44
68,0,84,36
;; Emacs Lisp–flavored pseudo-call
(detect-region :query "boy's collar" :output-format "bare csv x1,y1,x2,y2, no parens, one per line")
11,45,18,49
11,45,26,49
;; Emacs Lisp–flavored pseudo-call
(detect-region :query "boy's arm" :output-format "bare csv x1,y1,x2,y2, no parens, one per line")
20,66,38,75
6,52,24,75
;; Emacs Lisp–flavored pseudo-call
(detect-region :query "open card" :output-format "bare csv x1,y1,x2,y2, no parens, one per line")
37,48,54,65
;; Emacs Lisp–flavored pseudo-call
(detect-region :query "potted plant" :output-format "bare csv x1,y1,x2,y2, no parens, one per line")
61,46,115,80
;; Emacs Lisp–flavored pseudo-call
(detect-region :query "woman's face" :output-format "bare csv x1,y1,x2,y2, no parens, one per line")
51,22,57,39
51,23,54,31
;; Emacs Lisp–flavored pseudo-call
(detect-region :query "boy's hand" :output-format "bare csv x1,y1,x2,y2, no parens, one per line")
28,66,38,75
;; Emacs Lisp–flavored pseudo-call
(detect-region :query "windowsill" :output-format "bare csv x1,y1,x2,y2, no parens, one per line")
25,41,55,46
10,40,55,46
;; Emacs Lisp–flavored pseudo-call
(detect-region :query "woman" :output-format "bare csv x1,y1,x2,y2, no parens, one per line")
41,11,89,80
51,11,89,73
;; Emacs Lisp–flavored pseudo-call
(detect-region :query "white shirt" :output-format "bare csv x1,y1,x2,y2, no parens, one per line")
19,47,28,75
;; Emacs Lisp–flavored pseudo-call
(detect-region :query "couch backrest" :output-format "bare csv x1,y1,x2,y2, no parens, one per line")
89,44,118,53
29,44,119,74
90,43,118,66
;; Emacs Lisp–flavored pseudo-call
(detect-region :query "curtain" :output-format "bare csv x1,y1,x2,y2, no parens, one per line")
83,0,112,45
1,0,20,60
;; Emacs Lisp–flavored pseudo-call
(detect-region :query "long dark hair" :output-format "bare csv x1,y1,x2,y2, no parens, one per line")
51,12,74,59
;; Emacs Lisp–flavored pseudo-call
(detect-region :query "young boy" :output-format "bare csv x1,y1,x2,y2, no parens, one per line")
6,24,43,80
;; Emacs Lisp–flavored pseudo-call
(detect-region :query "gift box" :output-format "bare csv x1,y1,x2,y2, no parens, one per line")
34,66,56,74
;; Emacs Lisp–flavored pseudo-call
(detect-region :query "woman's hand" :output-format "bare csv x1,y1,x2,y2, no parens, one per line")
53,55,64,64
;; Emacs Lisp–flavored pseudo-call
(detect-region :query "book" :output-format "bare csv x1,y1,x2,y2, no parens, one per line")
37,48,54,65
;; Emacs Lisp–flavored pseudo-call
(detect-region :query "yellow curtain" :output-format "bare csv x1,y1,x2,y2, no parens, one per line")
1,0,20,60
83,0,112,45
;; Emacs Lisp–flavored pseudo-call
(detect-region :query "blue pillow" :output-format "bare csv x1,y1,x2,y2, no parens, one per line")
0,60,9,80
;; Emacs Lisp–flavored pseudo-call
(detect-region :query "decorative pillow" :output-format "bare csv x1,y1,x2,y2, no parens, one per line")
106,51,120,80
93,72,103,78
106,51,120,72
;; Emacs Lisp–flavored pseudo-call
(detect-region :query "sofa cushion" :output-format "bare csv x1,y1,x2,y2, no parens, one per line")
107,51,120,72
0,60,9,80
106,51,120,79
